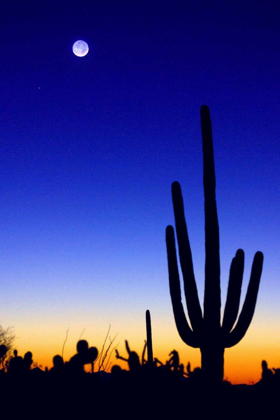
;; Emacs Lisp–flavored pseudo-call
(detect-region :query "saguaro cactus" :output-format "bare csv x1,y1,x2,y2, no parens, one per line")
166,106,263,385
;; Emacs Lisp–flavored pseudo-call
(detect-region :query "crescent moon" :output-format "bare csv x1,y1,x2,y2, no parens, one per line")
72,40,89,57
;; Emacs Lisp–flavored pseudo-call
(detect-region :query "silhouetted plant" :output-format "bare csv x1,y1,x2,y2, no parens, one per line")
261,360,273,384
168,350,179,371
0,344,7,357
186,362,202,384
68,339,90,374
146,310,153,367
50,354,64,376
0,325,15,362
69,340,99,373
23,351,33,370
141,340,147,365
7,349,24,374
97,324,118,372
61,327,69,360
115,340,141,373
166,105,264,385
86,347,98,372
0,344,7,369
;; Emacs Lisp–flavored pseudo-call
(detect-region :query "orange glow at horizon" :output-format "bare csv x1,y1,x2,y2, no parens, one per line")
11,316,280,385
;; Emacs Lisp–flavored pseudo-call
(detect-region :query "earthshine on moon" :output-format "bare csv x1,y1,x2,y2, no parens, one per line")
72,40,89,57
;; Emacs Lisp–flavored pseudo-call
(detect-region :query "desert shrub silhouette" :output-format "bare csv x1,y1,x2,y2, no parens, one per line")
166,105,264,386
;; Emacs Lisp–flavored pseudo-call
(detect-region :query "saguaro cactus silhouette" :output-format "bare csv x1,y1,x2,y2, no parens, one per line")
166,105,264,385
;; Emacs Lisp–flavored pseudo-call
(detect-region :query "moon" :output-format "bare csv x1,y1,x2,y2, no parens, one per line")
72,40,89,57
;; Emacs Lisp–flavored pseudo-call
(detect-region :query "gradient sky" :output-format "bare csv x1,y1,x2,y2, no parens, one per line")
0,2,279,383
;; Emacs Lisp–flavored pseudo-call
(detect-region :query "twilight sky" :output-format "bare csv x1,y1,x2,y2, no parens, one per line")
0,1,279,383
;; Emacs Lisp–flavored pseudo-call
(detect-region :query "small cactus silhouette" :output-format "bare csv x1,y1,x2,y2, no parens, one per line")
115,340,141,373
145,310,153,366
166,105,264,385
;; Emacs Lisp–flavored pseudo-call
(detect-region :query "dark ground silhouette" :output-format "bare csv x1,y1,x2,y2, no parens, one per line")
0,341,279,418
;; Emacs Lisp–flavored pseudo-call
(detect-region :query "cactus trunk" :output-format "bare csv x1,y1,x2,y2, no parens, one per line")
200,344,224,386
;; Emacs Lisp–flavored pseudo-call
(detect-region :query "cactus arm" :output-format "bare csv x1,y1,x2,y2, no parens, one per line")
125,340,131,355
146,310,153,365
222,249,245,334
201,105,221,328
166,225,200,348
141,341,147,365
225,251,264,348
115,349,128,362
171,182,203,331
